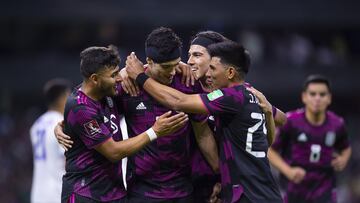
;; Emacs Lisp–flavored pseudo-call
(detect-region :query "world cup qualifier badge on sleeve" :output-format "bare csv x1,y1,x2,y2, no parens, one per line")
84,120,102,136
207,89,224,101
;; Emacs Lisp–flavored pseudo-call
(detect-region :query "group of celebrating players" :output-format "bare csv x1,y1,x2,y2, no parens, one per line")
30,27,351,203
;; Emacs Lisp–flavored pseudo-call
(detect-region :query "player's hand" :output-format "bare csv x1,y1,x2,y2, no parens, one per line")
246,87,272,115
331,154,348,171
209,182,222,203
176,61,195,87
286,167,306,184
54,121,73,151
120,67,140,97
126,52,145,80
152,111,189,137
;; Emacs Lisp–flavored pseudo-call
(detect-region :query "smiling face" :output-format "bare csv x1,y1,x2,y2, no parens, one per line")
187,45,212,85
148,57,180,85
96,65,121,97
206,57,231,89
302,83,331,114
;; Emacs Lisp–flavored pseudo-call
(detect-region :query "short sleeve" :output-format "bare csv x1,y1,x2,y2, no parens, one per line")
199,89,244,116
334,120,350,151
66,105,112,149
271,120,291,152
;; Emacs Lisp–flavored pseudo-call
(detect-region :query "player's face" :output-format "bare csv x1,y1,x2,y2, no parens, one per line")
149,58,180,85
207,57,229,89
187,45,212,86
302,83,331,114
97,66,121,96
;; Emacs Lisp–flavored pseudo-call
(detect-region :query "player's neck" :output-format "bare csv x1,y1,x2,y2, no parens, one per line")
228,79,244,88
199,77,212,93
81,82,103,101
305,109,326,126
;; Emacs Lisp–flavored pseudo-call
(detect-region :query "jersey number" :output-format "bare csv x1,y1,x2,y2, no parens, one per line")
34,129,46,160
246,112,266,158
309,144,321,163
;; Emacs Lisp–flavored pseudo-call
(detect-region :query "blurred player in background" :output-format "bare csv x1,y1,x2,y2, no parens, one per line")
268,74,352,203
30,78,71,203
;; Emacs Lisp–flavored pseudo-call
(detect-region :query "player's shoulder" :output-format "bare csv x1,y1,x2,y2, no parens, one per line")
286,108,304,120
172,73,203,94
326,110,345,126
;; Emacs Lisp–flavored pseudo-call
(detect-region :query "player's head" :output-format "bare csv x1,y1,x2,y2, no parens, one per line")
302,74,332,114
145,27,182,85
188,31,228,82
207,41,251,89
80,45,121,96
43,78,71,111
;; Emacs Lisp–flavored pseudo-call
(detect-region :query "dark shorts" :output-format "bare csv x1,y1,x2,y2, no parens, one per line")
127,193,194,203
64,193,127,203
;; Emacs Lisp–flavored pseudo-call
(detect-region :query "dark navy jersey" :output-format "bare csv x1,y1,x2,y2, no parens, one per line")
62,88,126,202
116,73,207,199
200,84,282,203
272,109,350,202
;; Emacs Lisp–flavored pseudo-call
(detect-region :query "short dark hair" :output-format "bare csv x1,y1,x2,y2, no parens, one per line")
80,45,120,78
208,41,251,77
303,74,331,92
145,27,182,62
191,30,228,46
43,78,71,106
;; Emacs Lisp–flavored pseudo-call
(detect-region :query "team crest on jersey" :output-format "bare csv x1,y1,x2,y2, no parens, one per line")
325,131,336,146
297,133,308,142
207,89,224,101
84,120,101,136
106,97,114,108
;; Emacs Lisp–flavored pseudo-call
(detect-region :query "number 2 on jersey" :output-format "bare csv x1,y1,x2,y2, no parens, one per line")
246,112,266,158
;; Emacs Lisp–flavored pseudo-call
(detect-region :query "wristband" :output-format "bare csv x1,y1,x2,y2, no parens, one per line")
136,72,150,88
146,127,157,141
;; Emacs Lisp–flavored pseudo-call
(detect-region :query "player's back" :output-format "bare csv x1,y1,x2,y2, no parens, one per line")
30,110,64,203
200,84,282,203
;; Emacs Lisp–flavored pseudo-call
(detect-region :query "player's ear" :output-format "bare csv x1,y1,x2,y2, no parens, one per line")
227,66,236,80
301,91,306,104
89,73,99,84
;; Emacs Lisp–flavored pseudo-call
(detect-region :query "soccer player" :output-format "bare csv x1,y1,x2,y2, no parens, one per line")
30,78,71,203
125,40,283,203
61,45,188,203
268,74,352,203
120,27,218,203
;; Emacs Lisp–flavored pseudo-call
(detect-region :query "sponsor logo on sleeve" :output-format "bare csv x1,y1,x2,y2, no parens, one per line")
84,120,101,136
207,89,224,101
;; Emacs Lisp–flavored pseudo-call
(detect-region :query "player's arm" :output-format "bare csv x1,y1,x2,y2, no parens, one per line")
191,120,219,173
273,107,287,127
247,87,276,145
332,123,352,171
268,148,306,184
126,52,207,114
332,146,352,172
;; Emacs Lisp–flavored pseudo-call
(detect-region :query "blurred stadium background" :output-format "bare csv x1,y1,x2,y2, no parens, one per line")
1,0,359,202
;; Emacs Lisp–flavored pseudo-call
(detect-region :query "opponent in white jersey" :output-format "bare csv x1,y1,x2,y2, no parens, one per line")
30,79,71,203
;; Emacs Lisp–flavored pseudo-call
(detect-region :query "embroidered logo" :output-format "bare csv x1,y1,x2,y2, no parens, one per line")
325,131,336,146
136,102,147,110
84,120,101,136
297,133,308,142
